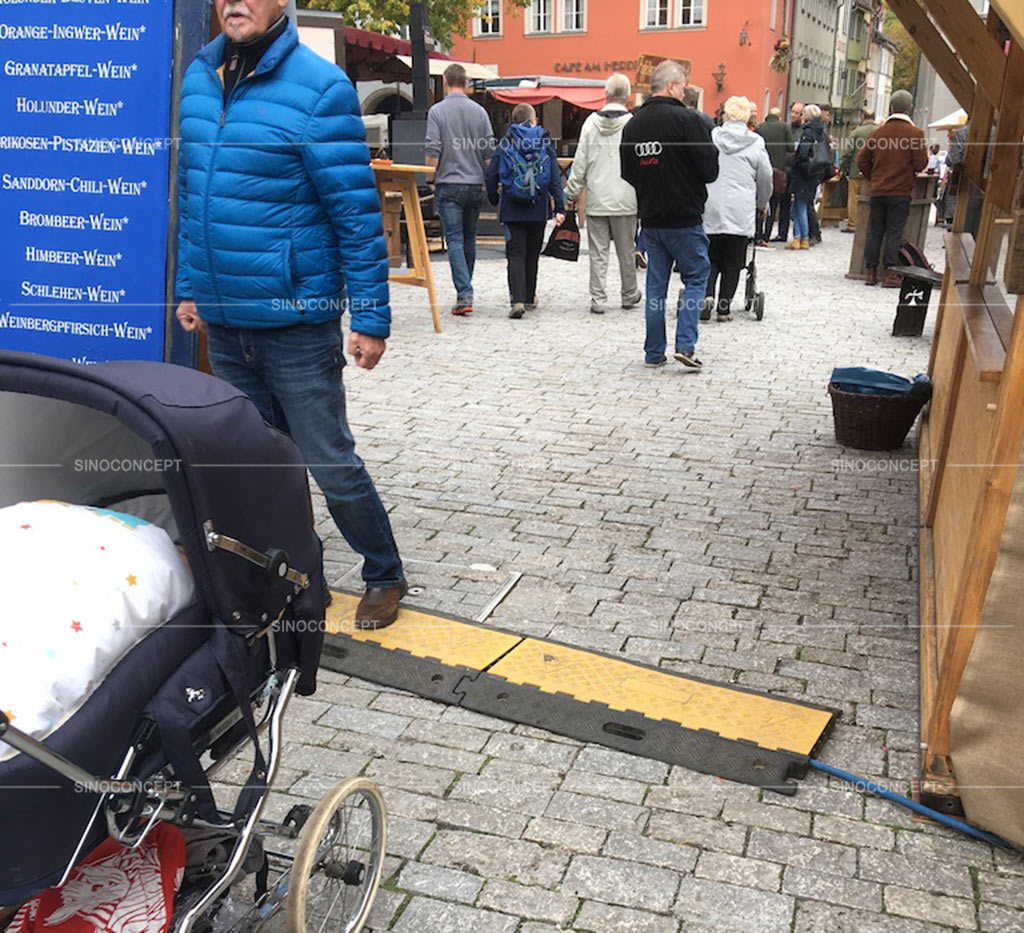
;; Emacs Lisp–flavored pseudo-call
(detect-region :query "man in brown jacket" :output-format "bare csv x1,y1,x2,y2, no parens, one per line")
857,90,928,286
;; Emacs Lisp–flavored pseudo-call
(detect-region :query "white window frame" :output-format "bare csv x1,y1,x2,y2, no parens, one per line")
526,0,553,34
473,0,502,37
643,0,671,28
678,0,705,27
561,0,586,32
770,0,777,30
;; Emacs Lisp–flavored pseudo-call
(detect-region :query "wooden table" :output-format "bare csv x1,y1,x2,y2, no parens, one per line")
372,162,441,333
846,174,938,279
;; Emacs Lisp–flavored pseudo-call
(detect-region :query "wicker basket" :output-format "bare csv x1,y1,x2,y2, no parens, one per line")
828,383,928,450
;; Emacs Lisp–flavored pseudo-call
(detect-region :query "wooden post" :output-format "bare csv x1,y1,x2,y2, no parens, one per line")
982,40,1024,215
884,0,975,110
928,296,1024,758
989,0,1024,52
1008,166,1024,294
922,0,1006,105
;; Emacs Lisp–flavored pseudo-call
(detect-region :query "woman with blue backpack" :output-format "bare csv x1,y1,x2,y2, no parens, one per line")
486,103,566,319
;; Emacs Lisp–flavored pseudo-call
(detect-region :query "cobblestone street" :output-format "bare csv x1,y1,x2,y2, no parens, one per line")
251,226,1024,932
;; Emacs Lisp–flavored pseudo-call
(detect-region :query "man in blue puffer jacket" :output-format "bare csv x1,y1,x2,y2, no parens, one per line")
174,0,407,629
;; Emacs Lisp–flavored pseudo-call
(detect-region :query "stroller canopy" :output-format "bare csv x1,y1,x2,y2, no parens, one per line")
0,351,324,690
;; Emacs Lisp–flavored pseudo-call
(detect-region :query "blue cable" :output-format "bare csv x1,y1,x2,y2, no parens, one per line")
809,759,1014,851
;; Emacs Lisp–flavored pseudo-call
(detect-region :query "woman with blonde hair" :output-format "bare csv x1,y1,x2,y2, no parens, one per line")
700,96,772,321
787,103,828,249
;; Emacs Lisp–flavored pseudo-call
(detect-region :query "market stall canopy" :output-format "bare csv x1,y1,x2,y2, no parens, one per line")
393,55,498,81
342,25,450,61
296,14,451,81
484,78,608,111
928,107,968,130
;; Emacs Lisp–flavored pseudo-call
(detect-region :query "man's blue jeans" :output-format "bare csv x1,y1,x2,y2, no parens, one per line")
436,183,484,303
643,225,710,363
206,321,404,588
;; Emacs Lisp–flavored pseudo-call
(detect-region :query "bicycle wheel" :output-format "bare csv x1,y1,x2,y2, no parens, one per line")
286,778,387,933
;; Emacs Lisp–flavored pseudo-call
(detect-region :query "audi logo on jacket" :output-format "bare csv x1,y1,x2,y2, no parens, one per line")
621,96,719,229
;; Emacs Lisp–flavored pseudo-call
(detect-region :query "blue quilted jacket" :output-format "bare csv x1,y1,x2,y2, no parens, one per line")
175,22,391,336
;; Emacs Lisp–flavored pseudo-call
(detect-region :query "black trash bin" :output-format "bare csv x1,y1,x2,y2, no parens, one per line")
889,265,944,336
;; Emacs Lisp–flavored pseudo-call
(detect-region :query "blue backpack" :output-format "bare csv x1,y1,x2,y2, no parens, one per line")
499,124,553,204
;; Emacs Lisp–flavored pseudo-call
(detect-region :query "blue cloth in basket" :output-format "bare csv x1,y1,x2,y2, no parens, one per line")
830,367,932,400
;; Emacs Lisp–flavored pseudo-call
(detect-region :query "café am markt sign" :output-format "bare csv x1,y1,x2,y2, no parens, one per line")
554,58,638,76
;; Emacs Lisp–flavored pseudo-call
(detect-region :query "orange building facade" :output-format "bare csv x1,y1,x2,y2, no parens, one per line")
450,0,795,117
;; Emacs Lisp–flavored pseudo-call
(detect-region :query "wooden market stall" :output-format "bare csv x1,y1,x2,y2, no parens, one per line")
884,0,1024,846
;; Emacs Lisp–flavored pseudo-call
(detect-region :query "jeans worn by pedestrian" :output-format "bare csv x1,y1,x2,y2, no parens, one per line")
205,321,405,589
792,195,810,241
436,183,484,304
643,225,710,364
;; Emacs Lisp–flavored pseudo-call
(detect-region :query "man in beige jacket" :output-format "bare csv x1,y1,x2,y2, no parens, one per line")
565,73,642,314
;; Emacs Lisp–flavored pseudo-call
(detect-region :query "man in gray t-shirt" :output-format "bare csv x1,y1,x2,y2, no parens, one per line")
425,63,495,315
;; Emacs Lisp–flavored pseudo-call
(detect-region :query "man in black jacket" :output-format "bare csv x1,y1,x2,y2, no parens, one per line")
755,107,793,244
621,61,719,369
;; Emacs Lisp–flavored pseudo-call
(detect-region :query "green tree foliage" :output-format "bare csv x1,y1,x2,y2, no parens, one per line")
884,7,920,93
297,0,529,48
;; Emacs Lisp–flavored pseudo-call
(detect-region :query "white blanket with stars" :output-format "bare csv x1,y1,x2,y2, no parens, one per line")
0,501,194,761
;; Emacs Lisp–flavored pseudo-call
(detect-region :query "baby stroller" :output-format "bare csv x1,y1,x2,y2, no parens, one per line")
0,351,386,932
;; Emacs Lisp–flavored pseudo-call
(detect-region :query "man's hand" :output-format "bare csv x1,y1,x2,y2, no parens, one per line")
348,331,386,370
175,300,206,334
554,212,566,226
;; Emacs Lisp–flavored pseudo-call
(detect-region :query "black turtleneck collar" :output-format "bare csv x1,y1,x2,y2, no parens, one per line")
222,14,287,104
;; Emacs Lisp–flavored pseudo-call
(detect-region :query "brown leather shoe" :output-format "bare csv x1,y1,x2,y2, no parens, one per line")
882,271,902,288
355,581,408,630
865,266,878,286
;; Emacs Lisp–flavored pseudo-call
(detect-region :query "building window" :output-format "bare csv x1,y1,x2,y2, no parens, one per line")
474,0,501,36
644,0,670,27
678,0,704,26
770,0,777,30
562,0,585,31
528,0,552,32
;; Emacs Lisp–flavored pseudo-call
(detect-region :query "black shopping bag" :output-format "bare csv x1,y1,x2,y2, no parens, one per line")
542,210,580,262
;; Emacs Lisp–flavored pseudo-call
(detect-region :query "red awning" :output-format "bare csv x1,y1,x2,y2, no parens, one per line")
490,86,607,111
343,26,449,60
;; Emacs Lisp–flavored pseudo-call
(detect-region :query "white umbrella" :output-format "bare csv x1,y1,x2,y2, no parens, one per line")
928,107,967,130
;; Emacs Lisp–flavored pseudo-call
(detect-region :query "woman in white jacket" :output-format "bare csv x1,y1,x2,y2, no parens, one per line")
701,96,773,321
565,73,642,314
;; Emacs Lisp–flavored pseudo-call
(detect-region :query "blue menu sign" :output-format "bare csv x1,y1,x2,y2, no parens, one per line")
0,1,174,363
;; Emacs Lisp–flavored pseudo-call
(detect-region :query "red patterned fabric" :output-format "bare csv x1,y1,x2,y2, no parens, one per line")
10,824,185,933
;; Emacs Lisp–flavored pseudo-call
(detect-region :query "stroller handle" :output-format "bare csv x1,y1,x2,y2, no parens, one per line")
0,710,143,797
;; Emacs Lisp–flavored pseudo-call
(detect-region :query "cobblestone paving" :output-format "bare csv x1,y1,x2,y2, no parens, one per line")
241,226,1024,930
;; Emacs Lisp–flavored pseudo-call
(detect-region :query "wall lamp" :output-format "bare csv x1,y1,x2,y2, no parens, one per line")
712,63,726,92
739,22,749,45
